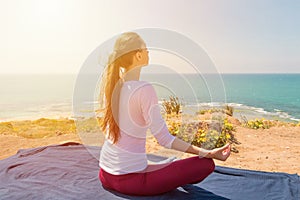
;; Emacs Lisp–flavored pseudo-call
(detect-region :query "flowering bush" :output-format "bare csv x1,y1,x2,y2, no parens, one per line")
196,105,234,116
162,97,238,151
244,118,275,129
166,118,234,150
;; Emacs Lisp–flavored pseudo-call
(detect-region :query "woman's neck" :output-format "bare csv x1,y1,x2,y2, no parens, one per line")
123,66,141,81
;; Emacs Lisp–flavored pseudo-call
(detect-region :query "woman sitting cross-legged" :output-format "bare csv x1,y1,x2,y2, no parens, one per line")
98,32,231,196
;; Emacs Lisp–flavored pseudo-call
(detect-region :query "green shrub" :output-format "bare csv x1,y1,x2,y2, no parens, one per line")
166,119,234,150
196,108,222,115
0,122,15,135
198,110,207,115
244,118,274,129
0,118,77,138
197,105,234,117
162,96,182,115
223,118,235,132
224,105,234,116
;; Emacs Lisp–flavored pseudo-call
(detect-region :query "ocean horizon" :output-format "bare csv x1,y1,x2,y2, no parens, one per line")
1,73,299,122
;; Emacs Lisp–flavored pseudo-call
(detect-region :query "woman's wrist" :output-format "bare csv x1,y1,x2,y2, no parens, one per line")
198,148,213,158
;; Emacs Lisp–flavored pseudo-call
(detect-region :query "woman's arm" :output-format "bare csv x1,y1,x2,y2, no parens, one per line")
139,84,231,161
171,137,231,161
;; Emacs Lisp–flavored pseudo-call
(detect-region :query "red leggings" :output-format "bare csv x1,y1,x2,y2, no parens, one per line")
99,156,215,196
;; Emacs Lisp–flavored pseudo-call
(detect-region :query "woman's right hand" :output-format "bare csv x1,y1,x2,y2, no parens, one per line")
200,144,231,161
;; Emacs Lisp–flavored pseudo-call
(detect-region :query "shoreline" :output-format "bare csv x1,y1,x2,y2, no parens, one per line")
1,100,300,124
1,110,298,124
184,103,300,123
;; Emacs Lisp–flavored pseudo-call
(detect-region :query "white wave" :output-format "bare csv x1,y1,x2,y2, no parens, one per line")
227,103,243,107
290,117,300,122
82,101,99,105
179,101,299,122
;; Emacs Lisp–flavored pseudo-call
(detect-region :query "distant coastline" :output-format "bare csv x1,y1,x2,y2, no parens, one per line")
1,73,299,122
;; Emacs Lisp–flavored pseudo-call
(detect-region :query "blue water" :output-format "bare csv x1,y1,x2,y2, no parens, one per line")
141,73,300,122
0,73,299,122
221,74,300,121
0,74,75,121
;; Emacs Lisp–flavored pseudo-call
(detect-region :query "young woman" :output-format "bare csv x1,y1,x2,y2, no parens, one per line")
98,32,231,196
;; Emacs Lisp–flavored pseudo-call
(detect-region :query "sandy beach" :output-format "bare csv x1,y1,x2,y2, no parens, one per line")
0,117,299,174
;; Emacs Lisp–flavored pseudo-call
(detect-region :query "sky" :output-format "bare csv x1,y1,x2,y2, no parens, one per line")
1,0,300,74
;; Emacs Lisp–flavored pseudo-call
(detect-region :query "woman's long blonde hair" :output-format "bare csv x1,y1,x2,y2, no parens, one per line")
98,32,145,144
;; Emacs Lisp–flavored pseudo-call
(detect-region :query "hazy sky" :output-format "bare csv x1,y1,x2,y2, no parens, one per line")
1,0,299,74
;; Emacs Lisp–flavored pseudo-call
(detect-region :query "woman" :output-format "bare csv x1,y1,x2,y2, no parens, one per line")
98,32,231,196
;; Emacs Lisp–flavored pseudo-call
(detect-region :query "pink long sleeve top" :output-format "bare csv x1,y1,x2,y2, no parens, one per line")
99,81,176,175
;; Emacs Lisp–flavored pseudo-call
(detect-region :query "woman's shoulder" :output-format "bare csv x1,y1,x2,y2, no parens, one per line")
124,80,153,89
123,81,156,97
137,81,155,92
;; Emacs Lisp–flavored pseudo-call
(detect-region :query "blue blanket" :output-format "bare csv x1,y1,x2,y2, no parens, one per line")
0,143,299,200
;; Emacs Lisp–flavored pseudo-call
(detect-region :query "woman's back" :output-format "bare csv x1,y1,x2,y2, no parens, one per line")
99,81,175,175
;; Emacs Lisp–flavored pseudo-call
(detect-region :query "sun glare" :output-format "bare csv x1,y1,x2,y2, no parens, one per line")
32,0,66,23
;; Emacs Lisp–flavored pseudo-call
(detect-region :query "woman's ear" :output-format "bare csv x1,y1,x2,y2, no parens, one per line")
135,51,142,61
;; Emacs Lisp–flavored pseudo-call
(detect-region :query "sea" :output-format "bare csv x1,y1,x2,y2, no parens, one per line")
1,73,299,122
